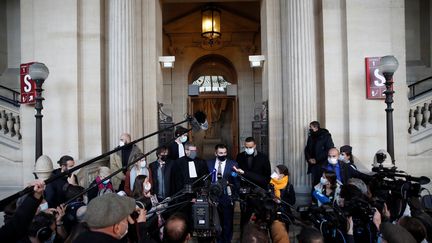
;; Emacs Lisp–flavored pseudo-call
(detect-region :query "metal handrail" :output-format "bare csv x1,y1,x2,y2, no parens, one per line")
0,85,20,107
408,76,432,100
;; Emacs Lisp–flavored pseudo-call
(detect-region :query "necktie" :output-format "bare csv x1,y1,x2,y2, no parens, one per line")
217,161,222,179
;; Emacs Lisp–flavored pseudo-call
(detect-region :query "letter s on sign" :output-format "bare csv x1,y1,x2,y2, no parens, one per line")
24,74,32,92
373,69,386,87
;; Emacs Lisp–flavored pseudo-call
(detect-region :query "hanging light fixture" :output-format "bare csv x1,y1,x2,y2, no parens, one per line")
201,5,221,46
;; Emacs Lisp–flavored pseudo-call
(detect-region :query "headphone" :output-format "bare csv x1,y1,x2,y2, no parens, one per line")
36,226,53,242
30,212,54,242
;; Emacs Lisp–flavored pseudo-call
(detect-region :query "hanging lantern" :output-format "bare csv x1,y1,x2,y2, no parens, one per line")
201,6,221,45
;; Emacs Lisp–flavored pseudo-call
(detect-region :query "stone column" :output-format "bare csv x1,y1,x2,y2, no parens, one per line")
108,0,143,149
261,0,284,164
281,0,318,192
141,0,162,158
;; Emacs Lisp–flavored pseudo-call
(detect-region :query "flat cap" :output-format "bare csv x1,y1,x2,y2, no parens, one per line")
84,193,135,228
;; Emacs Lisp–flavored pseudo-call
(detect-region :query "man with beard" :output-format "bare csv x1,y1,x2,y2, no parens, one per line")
304,121,334,186
45,155,78,208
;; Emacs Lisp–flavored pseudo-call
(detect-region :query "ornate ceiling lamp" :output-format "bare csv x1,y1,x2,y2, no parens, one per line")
201,5,221,46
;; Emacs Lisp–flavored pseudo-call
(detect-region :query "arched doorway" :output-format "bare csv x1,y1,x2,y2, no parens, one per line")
188,55,239,160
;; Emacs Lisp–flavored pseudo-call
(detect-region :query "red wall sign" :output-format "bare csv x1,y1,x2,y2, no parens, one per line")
365,57,387,99
20,62,36,104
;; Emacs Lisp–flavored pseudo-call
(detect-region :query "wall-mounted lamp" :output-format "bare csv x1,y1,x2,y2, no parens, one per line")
248,55,265,68
159,56,175,68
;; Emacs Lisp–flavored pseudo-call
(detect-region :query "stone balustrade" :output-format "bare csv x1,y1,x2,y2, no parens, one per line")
409,95,432,141
0,106,21,140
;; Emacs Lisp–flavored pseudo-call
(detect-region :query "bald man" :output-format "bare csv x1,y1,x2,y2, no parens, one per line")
320,147,371,185
110,133,142,191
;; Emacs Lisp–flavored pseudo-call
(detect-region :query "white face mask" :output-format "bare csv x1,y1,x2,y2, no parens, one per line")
144,182,151,192
39,202,48,211
339,155,347,163
140,160,146,168
270,172,279,179
179,135,188,143
118,221,128,239
119,141,125,147
320,177,328,185
245,148,254,155
328,157,338,165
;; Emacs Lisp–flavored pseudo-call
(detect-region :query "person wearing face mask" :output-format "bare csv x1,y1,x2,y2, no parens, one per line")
313,171,341,207
207,144,239,243
321,147,371,186
110,133,142,192
233,137,271,235
124,153,151,197
87,166,114,202
270,164,296,231
168,126,189,161
172,143,208,194
45,155,78,208
304,121,334,187
149,146,174,201
73,193,136,243
339,145,358,170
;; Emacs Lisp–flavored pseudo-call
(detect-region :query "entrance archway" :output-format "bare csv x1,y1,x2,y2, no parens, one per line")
188,55,239,160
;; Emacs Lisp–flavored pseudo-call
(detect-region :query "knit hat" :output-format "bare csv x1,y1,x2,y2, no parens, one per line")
84,193,135,228
340,145,352,154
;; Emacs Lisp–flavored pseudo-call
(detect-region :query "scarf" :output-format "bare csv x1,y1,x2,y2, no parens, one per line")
270,176,288,199
95,176,113,191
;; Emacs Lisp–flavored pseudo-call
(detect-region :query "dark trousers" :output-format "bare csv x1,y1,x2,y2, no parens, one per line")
310,164,322,187
217,202,234,243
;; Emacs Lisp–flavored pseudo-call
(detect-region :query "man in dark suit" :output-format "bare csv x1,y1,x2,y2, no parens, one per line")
233,137,271,234
173,142,208,194
168,126,189,161
148,146,173,201
207,144,239,243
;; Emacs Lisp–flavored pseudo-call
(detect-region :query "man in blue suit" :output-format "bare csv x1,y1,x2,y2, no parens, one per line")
207,144,239,243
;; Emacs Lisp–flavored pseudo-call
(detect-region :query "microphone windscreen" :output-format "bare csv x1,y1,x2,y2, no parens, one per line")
194,111,206,123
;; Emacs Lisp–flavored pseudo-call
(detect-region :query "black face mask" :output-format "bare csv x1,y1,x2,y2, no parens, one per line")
160,155,168,162
217,155,226,161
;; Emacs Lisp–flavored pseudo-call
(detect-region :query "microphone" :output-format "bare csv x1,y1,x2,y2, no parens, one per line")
190,111,208,131
146,203,168,218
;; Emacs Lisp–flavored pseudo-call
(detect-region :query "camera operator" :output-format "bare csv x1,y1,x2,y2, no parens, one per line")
207,144,239,243
339,184,377,243
0,179,45,242
73,193,136,242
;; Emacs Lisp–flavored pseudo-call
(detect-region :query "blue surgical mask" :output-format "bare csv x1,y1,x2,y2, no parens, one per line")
39,202,48,211
179,135,188,143
102,179,110,185
188,151,197,160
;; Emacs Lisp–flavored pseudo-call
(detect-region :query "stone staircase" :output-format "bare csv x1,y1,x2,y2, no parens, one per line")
407,81,432,190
